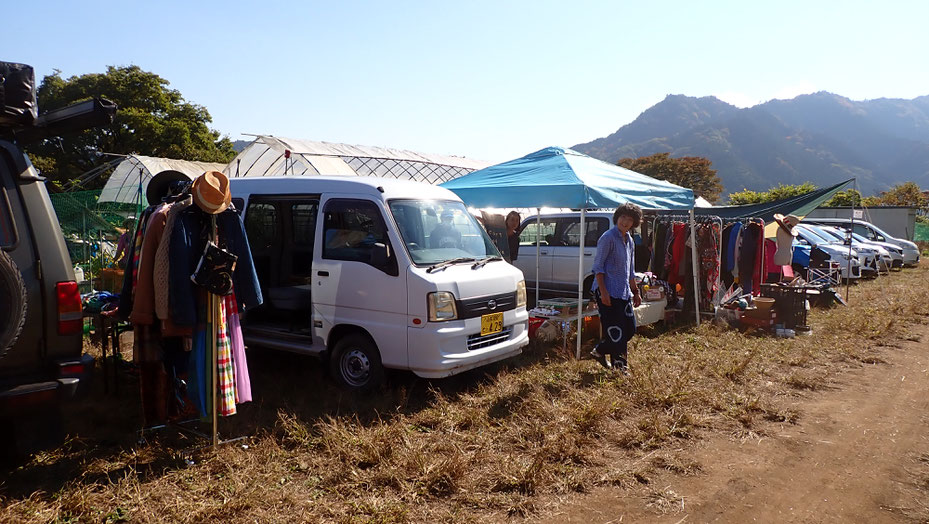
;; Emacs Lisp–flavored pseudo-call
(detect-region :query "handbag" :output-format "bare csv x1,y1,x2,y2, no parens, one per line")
191,241,238,296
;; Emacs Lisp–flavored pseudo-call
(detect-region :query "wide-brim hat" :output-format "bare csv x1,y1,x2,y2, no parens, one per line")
146,170,192,206
191,170,232,214
773,213,800,236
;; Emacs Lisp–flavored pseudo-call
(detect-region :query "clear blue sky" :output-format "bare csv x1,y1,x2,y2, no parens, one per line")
4,1,928,163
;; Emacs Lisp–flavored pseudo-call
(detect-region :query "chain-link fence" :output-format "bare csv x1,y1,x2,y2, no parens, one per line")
49,189,142,290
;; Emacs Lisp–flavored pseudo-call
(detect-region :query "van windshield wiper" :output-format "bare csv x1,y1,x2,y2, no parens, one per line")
426,257,475,273
471,256,503,269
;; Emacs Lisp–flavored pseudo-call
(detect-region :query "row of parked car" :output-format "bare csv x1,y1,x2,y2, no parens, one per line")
793,218,920,281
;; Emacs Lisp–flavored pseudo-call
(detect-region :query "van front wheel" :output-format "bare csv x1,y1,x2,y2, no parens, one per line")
329,334,384,391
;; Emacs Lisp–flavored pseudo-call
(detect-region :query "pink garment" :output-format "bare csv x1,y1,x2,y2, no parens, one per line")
763,238,780,280
226,293,252,403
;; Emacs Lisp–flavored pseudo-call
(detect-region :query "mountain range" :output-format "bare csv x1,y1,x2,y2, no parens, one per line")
571,92,929,198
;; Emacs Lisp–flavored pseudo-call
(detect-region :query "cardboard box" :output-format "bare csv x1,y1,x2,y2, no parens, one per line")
98,268,124,293
743,307,776,320
740,310,777,328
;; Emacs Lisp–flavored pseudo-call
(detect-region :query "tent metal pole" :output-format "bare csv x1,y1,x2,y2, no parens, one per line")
846,178,857,303
690,209,701,326
576,208,586,359
210,215,219,447
535,208,541,306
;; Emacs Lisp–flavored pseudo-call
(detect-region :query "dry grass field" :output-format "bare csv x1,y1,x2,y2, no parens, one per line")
2,263,927,523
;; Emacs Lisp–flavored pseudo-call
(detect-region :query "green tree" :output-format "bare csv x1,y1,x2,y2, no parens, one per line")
618,152,724,203
727,182,817,205
861,196,882,207
822,189,863,207
26,65,236,186
725,189,765,205
872,182,928,209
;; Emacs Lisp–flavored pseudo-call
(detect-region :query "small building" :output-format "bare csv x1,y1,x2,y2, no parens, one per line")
806,206,918,240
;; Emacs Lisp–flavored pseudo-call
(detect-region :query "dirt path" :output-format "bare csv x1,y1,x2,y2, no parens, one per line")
541,323,929,523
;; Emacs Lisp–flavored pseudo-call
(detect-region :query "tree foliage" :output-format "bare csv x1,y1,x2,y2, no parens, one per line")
822,189,863,207
25,65,236,186
727,182,818,205
617,152,724,203
727,181,928,216
871,182,928,210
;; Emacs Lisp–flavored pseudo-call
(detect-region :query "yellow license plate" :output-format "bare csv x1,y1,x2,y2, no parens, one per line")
480,312,504,336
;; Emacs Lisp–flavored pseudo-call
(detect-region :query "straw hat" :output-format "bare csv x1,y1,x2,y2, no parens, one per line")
192,171,231,214
773,213,800,236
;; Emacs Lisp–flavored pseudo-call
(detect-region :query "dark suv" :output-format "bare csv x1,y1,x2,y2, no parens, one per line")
0,61,115,457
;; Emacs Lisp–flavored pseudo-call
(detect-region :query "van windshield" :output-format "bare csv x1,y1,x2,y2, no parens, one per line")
388,199,501,265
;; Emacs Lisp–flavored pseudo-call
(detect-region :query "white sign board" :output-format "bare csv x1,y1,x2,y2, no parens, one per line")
853,209,864,219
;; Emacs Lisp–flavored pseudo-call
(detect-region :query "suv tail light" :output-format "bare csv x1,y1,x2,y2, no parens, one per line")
56,281,82,335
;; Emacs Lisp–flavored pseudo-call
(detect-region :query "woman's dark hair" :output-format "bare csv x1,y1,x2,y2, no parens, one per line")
613,203,642,228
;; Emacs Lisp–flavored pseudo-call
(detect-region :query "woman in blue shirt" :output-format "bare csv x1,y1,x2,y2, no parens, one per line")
590,203,642,373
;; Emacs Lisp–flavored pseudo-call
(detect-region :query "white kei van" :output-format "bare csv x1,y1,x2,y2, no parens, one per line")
229,176,529,390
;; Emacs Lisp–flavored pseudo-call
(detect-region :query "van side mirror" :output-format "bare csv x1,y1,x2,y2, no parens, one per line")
370,242,390,268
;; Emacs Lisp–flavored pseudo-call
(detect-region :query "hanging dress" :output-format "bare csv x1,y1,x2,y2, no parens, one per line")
226,292,252,403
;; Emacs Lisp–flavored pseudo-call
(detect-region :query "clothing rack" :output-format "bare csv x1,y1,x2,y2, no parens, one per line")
645,211,702,325
649,214,782,322
652,213,726,316
719,216,774,303
138,203,246,452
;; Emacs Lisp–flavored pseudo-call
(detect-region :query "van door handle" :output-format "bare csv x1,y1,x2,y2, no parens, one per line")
584,253,593,256
540,251,549,255
317,271,329,277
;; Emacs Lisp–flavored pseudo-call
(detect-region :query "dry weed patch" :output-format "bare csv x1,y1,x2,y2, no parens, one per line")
1,265,927,522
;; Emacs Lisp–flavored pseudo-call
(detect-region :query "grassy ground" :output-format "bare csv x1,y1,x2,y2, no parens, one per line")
2,264,928,523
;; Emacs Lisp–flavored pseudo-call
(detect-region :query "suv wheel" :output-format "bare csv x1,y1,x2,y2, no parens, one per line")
0,250,27,358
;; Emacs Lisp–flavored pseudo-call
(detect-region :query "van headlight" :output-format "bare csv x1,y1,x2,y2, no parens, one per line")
428,291,458,321
516,280,527,308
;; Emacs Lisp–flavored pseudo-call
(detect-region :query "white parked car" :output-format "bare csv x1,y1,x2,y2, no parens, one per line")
230,176,529,389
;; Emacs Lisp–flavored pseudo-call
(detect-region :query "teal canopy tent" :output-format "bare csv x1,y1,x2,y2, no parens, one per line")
442,147,696,358
441,146,695,210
